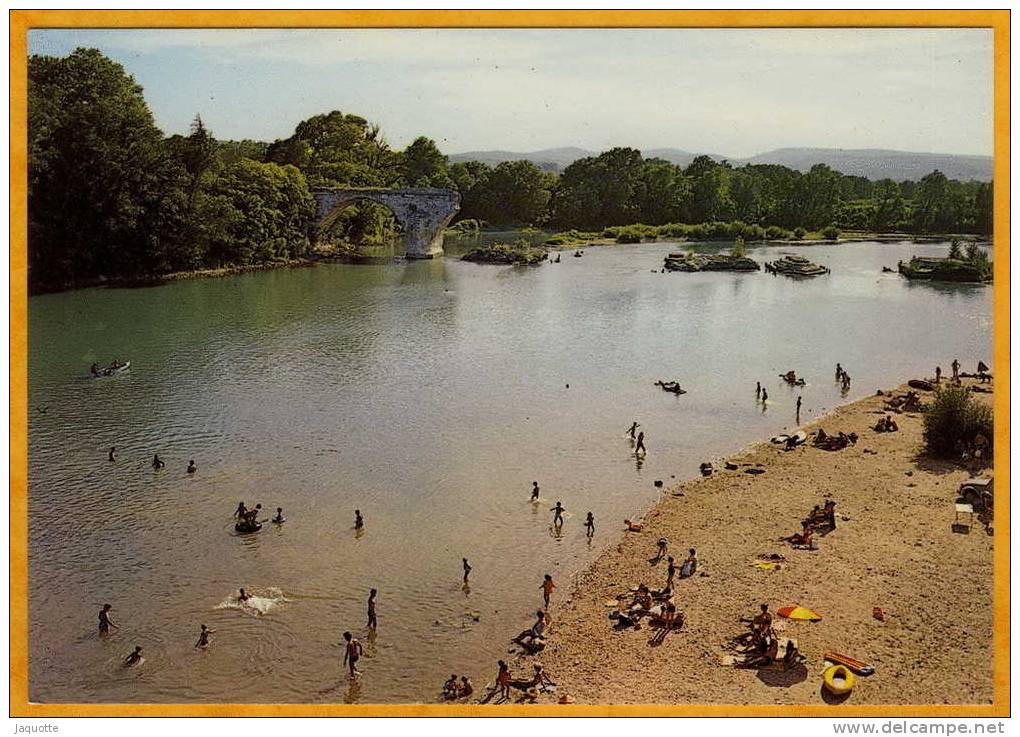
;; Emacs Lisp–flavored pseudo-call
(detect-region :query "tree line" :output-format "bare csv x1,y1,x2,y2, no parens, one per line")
28,48,992,293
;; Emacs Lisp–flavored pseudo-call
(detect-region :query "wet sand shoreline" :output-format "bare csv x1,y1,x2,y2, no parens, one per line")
509,379,994,706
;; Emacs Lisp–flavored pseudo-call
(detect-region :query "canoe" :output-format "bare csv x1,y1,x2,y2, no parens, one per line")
822,664,855,695
824,651,876,676
92,362,131,378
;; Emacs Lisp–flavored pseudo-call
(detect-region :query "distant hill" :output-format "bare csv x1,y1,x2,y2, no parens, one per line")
741,148,992,182
448,146,992,181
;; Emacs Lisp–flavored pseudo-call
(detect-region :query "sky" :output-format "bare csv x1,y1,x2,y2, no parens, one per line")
28,28,993,158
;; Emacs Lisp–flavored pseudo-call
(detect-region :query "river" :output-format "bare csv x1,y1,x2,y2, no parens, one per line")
27,237,991,703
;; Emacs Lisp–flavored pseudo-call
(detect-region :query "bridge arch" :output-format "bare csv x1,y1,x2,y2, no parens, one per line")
312,187,460,259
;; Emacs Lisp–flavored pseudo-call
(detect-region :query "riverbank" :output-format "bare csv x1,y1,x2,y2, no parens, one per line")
519,379,993,705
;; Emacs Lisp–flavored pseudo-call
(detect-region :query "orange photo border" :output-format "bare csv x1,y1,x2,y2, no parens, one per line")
8,9,1011,718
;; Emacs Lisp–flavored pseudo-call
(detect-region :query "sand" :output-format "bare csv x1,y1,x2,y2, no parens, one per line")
518,380,994,705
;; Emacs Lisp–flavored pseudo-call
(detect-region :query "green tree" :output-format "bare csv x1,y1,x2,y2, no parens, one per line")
400,136,451,187
28,48,176,288
471,160,553,226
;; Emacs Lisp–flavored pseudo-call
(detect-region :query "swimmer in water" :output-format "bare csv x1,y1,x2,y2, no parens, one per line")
186,460,196,474
530,481,540,502
152,454,165,469
585,511,595,537
195,624,215,649
462,558,472,583
342,631,363,678
124,646,143,667
354,510,364,530
108,447,116,462
237,588,250,603
272,507,286,524
550,501,566,526
98,603,118,635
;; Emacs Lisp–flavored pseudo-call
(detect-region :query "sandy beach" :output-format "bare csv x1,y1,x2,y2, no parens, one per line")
518,379,994,706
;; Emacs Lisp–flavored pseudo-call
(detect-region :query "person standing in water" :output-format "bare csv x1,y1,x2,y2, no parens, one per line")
756,381,761,400
550,501,566,526
635,432,646,455
585,511,595,537
195,624,215,649
530,481,540,502
234,501,247,519
272,507,286,523
354,510,364,530
108,447,116,463
98,603,118,636
761,389,768,404
626,421,639,439
835,363,843,381
367,589,378,631
342,631,363,679
152,454,165,469
186,460,197,474
796,395,802,422
541,574,556,608
462,558,472,583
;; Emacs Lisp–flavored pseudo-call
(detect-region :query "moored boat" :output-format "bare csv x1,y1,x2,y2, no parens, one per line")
91,361,131,378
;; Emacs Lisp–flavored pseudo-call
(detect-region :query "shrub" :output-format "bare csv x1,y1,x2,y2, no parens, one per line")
922,384,993,459
821,225,840,240
948,239,963,260
793,227,806,240
765,225,791,240
730,236,747,258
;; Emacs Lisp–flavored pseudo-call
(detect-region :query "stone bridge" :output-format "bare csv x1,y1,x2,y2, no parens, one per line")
312,187,461,259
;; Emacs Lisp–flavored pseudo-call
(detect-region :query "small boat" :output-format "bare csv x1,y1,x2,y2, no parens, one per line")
91,362,131,378
765,254,829,277
234,521,262,534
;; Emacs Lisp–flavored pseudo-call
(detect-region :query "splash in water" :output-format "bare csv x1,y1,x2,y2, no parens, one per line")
214,587,288,616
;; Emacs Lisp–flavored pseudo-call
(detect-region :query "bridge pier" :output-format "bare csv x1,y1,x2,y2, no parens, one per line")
312,187,460,259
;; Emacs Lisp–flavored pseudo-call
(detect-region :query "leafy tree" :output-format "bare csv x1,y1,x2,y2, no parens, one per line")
28,48,175,288
922,384,992,459
471,160,553,226
400,136,451,187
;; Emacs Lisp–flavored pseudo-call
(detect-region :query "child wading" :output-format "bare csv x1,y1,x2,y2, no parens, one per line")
342,631,363,679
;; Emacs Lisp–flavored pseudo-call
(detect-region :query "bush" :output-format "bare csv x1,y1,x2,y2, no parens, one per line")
821,225,840,240
793,227,806,240
446,218,482,234
731,236,747,258
765,225,791,240
922,384,993,459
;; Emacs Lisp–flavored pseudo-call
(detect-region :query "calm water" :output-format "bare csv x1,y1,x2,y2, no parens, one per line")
28,238,991,703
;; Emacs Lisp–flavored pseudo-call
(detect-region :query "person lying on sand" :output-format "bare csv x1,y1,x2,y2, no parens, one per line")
624,519,643,532
789,523,814,547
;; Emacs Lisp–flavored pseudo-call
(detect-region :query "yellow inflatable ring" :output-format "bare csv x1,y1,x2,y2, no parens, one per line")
823,664,855,695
